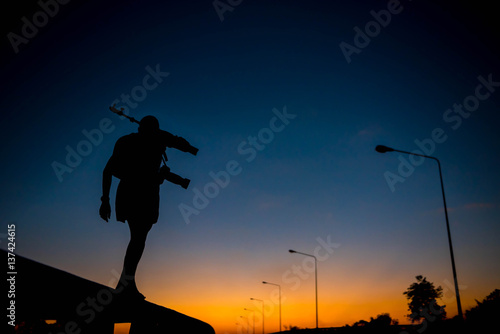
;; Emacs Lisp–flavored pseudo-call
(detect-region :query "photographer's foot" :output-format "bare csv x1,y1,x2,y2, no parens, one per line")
116,281,146,301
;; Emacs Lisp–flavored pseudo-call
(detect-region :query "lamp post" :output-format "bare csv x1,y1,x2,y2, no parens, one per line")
250,298,265,334
244,308,255,334
240,316,250,334
375,144,463,320
263,281,281,332
289,249,318,328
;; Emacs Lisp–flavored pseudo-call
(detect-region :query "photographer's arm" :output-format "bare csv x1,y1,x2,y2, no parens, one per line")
99,159,113,222
159,130,198,155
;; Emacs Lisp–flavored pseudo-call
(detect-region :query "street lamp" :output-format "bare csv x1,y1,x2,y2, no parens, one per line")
244,308,255,334
240,316,250,334
375,144,463,320
250,298,264,334
262,281,281,332
375,145,395,153
289,249,318,328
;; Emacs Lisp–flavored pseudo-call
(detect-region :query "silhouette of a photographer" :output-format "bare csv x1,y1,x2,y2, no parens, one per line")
99,115,197,299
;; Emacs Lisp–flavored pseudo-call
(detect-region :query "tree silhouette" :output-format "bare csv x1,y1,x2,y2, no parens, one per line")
351,313,397,330
369,313,392,328
465,289,500,328
403,275,446,323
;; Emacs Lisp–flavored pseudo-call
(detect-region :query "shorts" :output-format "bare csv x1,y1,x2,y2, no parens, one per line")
115,180,160,224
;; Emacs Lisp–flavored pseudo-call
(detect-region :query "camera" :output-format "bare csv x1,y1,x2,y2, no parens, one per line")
159,165,191,189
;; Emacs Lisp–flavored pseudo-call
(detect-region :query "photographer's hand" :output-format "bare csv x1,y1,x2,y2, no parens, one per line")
99,197,111,222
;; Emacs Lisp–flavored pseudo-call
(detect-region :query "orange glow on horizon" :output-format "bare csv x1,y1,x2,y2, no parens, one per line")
134,284,484,334
140,296,468,334
119,259,486,334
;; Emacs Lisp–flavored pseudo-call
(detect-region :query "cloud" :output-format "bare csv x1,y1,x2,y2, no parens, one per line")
357,129,375,136
256,194,291,211
430,202,499,214
463,202,497,210
357,125,382,137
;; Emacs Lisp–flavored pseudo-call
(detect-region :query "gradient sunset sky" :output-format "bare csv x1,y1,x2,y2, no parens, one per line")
1,1,499,333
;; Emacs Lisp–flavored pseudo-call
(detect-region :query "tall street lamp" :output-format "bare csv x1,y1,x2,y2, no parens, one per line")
375,144,463,320
244,308,255,334
289,249,318,328
263,281,281,332
250,298,265,334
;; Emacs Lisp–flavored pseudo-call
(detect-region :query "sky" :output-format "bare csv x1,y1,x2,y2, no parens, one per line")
1,0,499,333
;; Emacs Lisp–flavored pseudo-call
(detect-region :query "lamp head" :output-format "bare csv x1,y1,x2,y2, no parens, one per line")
375,145,394,153
289,249,296,253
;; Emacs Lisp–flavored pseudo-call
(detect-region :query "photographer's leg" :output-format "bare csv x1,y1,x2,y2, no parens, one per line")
117,220,153,298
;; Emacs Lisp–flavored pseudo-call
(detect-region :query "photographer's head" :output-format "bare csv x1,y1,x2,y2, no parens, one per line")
138,115,160,135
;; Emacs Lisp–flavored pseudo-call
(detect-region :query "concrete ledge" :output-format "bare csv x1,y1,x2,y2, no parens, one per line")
4,249,214,333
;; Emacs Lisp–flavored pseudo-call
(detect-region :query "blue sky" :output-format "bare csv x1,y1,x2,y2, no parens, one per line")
1,1,499,332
